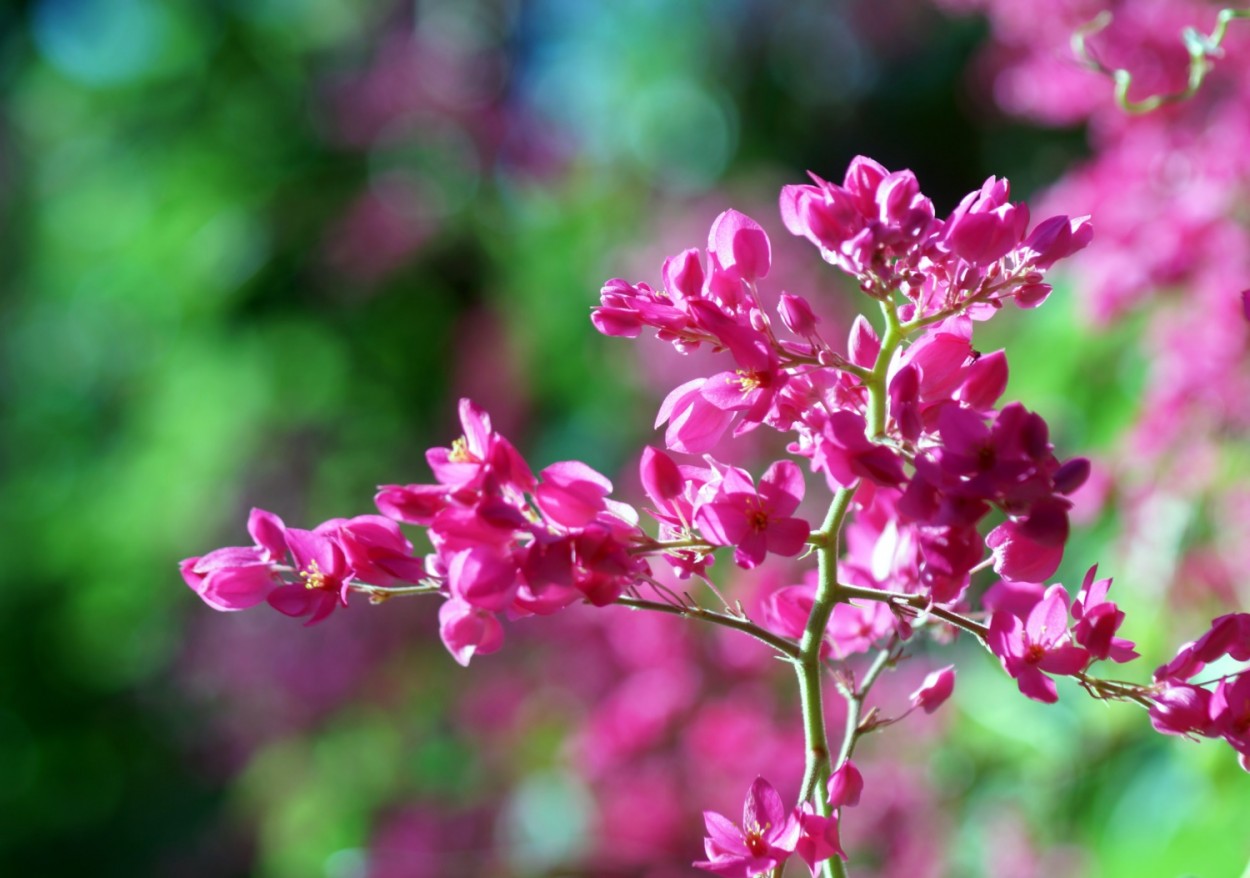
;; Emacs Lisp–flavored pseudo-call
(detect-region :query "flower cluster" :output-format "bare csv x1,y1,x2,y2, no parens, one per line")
181,508,420,625
183,152,1250,878
597,156,1092,611
986,566,1138,703
936,0,1250,618
1151,613,1250,770
185,399,648,666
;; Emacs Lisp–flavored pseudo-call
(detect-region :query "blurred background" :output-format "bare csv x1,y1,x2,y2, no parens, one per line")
2,0,1248,875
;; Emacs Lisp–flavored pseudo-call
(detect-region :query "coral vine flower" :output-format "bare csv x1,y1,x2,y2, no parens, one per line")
987,584,1090,703
695,460,811,568
795,803,845,875
426,397,535,495
693,777,800,877
267,526,352,625
1070,565,1138,663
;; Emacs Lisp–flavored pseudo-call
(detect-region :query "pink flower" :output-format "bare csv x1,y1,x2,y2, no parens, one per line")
336,514,425,586
795,803,845,875
1211,674,1250,771
267,526,352,625
426,398,535,494
943,175,1030,266
986,498,1070,584
694,777,800,877
180,547,279,612
695,460,811,568
656,378,737,454
802,410,906,490
1149,683,1216,739
778,292,819,337
1070,565,1138,663
180,507,289,611
987,584,1090,703
438,597,504,667
534,460,614,528
708,209,772,282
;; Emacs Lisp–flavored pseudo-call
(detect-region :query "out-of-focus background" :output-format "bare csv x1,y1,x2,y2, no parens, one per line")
3,1,1248,876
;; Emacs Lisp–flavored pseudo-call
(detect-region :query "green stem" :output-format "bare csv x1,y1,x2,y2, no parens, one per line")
866,299,903,438
795,485,859,796
791,297,908,878
1072,7,1250,114
836,647,895,767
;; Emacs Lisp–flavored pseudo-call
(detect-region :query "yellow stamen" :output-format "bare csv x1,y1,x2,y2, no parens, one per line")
300,559,328,591
448,436,475,463
736,369,762,394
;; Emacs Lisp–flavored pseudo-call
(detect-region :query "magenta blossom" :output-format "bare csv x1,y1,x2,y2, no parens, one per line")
695,460,811,568
987,584,1090,703
267,526,353,625
795,803,845,875
694,777,800,878
180,507,288,611
438,597,504,667
1070,565,1138,663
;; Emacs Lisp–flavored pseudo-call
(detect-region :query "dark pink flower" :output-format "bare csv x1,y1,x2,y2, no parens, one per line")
534,460,614,528
181,507,289,611
180,547,279,612
267,526,352,625
336,514,425,586
695,460,811,568
987,584,1090,703
943,175,1030,266
656,378,737,454
778,292,819,337
1211,674,1250,770
795,803,845,875
708,209,771,282
426,398,535,494
693,777,800,877
438,597,504,667
803,410,906,490
1149,683,1216,739
986,498,1070,584
1070,565,1138,663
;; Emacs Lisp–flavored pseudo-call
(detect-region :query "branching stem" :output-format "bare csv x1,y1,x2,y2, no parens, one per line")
1072,7,1250,113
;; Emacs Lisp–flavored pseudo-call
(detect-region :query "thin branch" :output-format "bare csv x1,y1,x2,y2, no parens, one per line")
836,646,896,767
614,595,801,659
833,582,1155,709
1072,7,1250,114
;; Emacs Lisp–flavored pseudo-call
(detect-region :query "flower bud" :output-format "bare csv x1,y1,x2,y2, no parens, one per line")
1053,457,1091,495
958,349,1008,411
827,760,863,808
909,665,956,714
779,292,819,336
